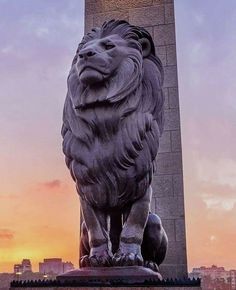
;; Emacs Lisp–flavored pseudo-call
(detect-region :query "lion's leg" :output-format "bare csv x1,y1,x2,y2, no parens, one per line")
142,213,168,272
109,211,122,254
79,197,112,267
80,221,89,258
113,187,151,266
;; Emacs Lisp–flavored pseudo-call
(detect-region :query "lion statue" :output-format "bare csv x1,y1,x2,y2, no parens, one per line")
62,20,168,272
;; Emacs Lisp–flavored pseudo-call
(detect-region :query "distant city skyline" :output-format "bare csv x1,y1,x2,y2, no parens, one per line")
1,259,236,290
11,257,74,274
1,263,234,290
1,258,235,274
1,0,236,273
190,265,236,290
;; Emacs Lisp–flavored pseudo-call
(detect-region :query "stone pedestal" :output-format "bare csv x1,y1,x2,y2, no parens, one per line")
57,266,162,284
85,0,188,279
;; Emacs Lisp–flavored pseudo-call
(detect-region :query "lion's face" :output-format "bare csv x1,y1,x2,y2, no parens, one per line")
76,34,139,86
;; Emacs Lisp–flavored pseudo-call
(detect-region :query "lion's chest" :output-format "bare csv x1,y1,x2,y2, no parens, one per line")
64,105,154,208
76,109,124,168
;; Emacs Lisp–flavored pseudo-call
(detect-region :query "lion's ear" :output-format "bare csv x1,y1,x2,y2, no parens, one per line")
139,38,151,58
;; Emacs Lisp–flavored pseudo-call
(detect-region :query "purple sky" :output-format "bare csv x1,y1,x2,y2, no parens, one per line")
0,0,236,271
175,0,236,269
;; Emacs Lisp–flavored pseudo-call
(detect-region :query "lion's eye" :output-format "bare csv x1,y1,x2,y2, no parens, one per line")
104,43,115,50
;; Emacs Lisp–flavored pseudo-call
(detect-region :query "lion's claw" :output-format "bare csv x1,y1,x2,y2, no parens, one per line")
80,252,112,267
112,252,143,267
144,260,159,272
80,255,90,267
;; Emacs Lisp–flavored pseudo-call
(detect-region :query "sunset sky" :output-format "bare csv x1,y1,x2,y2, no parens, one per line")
0,0,236,273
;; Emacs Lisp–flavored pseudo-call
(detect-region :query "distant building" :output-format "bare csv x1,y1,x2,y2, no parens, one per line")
230,270,236,290
21,259,32,272
13,264,22,274
13,259,32,274
39,258,74,275
63,261,74,273
189,265,236,290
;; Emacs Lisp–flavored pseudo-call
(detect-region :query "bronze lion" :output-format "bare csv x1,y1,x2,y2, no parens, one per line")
62,20,168,272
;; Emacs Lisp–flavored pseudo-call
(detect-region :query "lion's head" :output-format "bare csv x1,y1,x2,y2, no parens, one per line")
66,19,164,133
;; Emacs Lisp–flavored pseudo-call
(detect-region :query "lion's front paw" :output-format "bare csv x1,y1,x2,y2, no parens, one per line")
112,243,143,267
80,248,112,267
144,260,160,272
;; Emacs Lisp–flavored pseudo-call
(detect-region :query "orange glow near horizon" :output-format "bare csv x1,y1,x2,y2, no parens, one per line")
1,0,236,274
0,173,81,273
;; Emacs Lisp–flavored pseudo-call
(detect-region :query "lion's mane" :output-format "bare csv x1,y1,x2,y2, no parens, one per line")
62,20,164,209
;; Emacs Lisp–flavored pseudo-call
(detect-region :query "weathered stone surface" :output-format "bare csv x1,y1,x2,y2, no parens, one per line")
173,174,184,196
175,218,186,242
162,219,175,241
155,196,184,219
168,87,179,108
163,87,169,109
171,130,182,152
143,26,154,37
159,131,171,153
164,108,180,130
153,0,165,4
85,14,94,33
104,0,153,10
164,241,187,264
160,265,189,281
152,174,173,197
153,0,174,5
166,44,177,65
176,265,189,279
85,0,104,15
93,11,129,27
129,5,165,26
155,45,167,66
57,266,162,283
156,152,182,175
154,24,176,46
163,65,178,88
165,3,175,24
159,264,178,279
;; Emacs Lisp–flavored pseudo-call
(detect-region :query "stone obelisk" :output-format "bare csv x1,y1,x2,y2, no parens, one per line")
84,0,188,279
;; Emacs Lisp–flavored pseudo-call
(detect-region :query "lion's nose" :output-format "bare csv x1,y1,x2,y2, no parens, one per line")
79,48,96,59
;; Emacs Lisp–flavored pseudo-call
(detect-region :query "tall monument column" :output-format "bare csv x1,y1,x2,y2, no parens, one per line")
84,0,188,279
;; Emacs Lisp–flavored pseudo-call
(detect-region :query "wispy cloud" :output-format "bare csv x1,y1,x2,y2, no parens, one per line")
196,158,236,187
202,195,236,211
200,181,236,212
35,27,49,38
1,45,13,54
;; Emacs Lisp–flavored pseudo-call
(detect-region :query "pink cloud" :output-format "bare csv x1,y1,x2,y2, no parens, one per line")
39,179,62,190
200,182,236,199
0,229,14,240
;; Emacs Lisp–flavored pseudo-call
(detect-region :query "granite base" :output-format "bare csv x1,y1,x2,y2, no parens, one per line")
57,266,162,284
